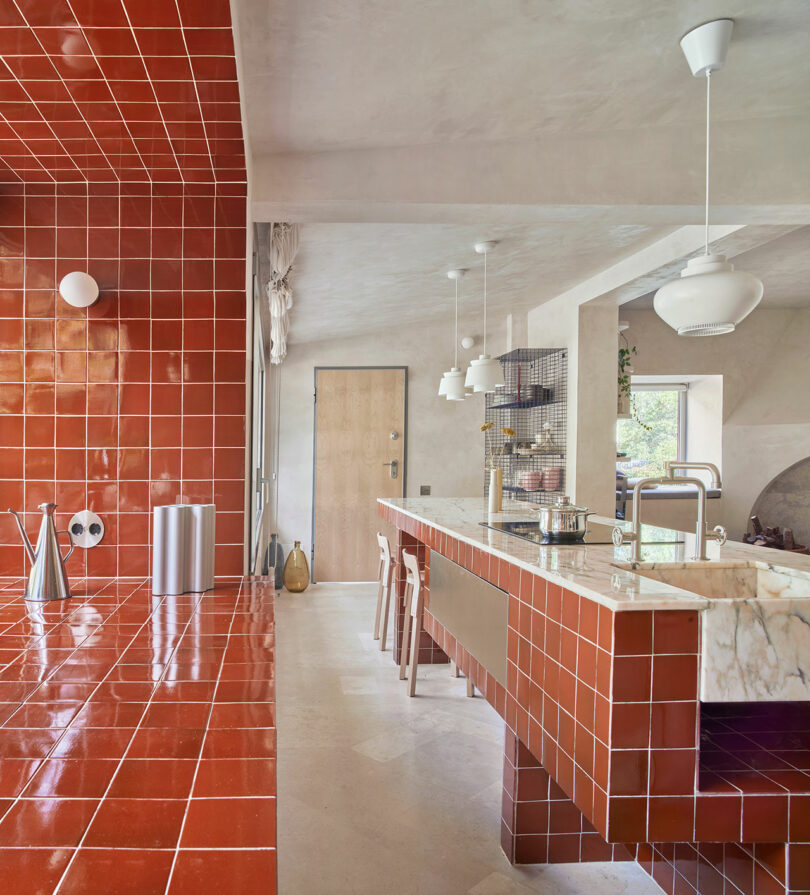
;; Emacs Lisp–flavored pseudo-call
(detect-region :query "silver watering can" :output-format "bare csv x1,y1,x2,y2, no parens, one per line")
7,503,75,601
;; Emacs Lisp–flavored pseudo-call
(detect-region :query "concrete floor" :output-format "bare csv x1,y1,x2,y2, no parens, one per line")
276,582,662,895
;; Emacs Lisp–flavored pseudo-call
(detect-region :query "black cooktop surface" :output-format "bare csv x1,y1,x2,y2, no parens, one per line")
479,519,685,547
479,519,618,545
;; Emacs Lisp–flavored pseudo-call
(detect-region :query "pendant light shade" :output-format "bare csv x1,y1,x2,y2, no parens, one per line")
465,242,504,393
438,269,469,401
653,254,764,336
465,355,505,392
443,368,467,400
654,19,763,336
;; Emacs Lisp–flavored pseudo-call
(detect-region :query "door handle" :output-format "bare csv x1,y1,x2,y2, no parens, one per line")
383,459,398,479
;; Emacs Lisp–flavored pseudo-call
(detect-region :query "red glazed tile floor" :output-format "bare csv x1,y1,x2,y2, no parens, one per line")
0,576,276,895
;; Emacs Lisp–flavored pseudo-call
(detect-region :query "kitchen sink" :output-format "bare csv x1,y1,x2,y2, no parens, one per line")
615,559,810,702
613,560,810,600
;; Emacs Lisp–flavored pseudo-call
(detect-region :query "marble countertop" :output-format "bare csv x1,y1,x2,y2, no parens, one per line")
379,496,810,612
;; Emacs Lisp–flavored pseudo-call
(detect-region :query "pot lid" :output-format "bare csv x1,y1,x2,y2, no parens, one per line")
549,495,589,514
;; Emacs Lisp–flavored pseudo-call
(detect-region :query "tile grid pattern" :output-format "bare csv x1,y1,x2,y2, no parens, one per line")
0,0,245,185
391,529,447,667
501,726,634,865
380,501,810,894
0,179,247,579
0,575,276,894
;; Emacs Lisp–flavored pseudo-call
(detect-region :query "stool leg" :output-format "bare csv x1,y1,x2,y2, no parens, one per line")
379,570,392,652
407,588,423,697
466,678,475,698
373,557,384,640
399,582,413,681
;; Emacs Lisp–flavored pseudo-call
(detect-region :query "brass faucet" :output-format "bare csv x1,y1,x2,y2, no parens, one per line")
613,462,727,562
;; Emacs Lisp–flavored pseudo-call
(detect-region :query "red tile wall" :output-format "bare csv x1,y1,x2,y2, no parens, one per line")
0,179,247,579
0,0,246,185
501,727,633,865
380,501,810,895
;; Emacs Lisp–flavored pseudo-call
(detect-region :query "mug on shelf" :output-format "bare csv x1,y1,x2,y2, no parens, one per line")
541,467,562,491
519,471,542,491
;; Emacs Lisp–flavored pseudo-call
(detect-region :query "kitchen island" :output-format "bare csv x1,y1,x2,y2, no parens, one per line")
379,496,810,895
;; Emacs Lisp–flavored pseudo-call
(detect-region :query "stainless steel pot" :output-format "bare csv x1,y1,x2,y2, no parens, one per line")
536,496,591,540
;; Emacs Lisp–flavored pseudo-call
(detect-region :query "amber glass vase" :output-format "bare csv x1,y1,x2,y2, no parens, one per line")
283,541,310,592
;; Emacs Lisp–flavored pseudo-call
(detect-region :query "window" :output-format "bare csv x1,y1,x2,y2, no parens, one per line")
617,384,686,479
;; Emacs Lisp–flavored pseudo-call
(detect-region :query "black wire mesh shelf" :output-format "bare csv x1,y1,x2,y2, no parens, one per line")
484,348,567,506
490,399,563,410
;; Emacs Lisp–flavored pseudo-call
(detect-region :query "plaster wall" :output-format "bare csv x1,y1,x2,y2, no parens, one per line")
274,320,503,564
622,307,810,540
526,295,617,516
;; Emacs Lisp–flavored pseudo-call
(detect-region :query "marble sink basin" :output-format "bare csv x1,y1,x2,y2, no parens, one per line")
614,560,808,600
616,560,810,702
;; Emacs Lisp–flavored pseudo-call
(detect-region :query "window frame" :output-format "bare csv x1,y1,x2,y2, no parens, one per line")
617,382,689,475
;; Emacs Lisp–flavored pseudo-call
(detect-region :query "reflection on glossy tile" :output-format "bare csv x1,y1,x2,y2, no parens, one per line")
0,576,276,893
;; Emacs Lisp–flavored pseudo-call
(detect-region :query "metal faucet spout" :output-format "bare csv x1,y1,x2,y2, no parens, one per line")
612,472,725,563
665,461,722,490
7,509,35,565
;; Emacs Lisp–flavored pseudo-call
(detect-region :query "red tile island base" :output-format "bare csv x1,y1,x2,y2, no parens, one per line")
380,501,810,895
0,576,276,895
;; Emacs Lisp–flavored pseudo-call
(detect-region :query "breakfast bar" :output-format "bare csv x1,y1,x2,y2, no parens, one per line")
379,496,810,895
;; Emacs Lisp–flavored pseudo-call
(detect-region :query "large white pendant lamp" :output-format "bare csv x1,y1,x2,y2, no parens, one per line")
438,268,468,401
465,241,504,392
654,19,763,336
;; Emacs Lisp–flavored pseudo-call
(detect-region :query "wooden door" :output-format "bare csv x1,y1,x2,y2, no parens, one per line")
314,368,406,581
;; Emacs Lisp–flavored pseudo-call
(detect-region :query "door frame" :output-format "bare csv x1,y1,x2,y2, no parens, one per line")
311,365,408,583
248,274,268,573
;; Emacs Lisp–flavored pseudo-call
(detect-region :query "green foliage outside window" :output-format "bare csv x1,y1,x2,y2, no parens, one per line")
617,390,680,479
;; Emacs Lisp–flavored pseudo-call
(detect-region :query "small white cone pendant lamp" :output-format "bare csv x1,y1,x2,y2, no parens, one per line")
465,241,504,392
654,19,763,336
438,269,468,401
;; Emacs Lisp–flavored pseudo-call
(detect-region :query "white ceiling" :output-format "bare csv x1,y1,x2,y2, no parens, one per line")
234,0,810,344
236,0,810,156
286,221,671,343
626,226,810,310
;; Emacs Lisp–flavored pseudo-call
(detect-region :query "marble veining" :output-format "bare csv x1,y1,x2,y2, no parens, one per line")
701,596,810,701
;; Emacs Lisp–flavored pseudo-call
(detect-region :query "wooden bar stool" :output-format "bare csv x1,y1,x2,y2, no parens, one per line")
451,661,475,697
372,532,393,651
400,549,424,697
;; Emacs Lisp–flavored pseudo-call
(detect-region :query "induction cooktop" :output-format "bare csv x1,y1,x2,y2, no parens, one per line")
479,519,684,547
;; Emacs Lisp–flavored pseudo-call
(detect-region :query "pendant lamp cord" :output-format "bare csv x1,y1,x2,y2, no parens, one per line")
704,70,711,256
483,249,487,355
454,276,459,369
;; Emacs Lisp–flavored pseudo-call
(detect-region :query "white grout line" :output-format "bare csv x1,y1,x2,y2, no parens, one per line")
163,577,243,890
0,13,246,185
49,583,235,892
0,579,153,816
8,4,114,184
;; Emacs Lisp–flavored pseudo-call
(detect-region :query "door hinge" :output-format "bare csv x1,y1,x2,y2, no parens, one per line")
313,388,317,403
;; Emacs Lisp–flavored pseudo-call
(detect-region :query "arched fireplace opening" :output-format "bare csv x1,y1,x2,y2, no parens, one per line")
746,457,810,553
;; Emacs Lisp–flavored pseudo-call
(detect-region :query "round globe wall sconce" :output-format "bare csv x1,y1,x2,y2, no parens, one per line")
58,272,99,308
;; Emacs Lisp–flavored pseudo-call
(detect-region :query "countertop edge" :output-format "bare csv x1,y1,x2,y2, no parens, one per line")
378,497,710,613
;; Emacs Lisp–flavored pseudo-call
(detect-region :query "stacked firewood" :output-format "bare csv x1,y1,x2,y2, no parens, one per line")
743,516,810,554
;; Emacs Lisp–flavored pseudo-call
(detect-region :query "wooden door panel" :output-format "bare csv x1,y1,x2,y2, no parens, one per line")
314,368,405,581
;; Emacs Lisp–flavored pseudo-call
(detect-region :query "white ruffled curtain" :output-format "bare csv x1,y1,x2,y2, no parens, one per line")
265,222,300,364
